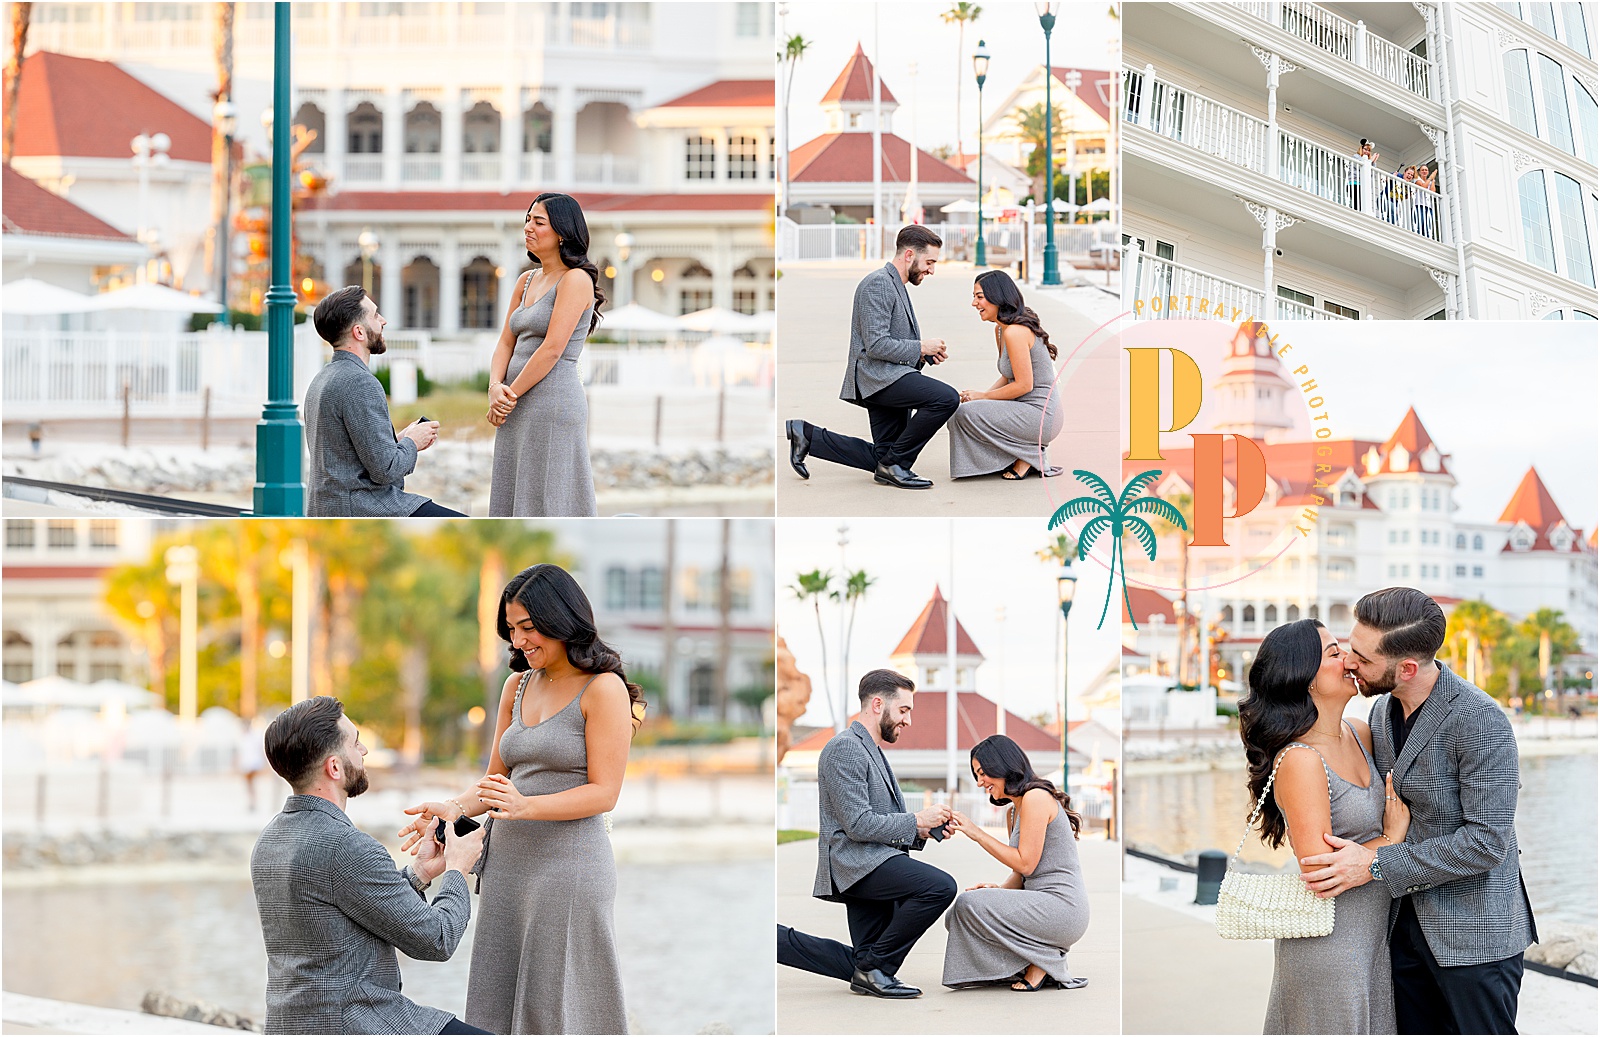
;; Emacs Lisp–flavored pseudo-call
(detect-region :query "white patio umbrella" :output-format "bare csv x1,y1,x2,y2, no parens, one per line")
1083,198,1115,212
89,679,164,711
599,302,681,333
940,198,980,213
85,282,224,313
1052,198,1080,213
1,278,97,314
678,307,762,334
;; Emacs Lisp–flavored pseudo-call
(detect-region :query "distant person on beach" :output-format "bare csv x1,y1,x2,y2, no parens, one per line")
784,224,958,490
777,669,957,998
250,696,488,1035
303,285,463,517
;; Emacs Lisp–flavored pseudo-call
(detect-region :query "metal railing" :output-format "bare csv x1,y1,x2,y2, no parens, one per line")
1278,128,1358,205
1123,250,1265,320
1275,297,1354,320
1371,165,1442,241
1123,66,1268,172
778,217,1120,265
1227,0,1434,98
574,153,641,185
520,152,551,183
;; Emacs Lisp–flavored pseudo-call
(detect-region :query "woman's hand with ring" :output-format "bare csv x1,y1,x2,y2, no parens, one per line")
965,881,999,890
477,773,534,820
398,800,454,854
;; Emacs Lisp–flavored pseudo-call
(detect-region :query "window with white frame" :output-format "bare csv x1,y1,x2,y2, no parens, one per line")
735,1,764,37
1473,565,1484,577
684,136,716,180
1500,1,1590,55
1519,168,1596,287
768,134,778,178
5,519,35,549
728,135,759,179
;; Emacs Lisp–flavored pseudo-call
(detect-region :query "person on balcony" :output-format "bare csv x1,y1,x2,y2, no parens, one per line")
1348,139,1378,211
304,286,463,518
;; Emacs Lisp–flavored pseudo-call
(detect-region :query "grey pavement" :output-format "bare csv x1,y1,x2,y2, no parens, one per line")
775,260,1119,518
1122,854,1597,1035
776,833,1121,1034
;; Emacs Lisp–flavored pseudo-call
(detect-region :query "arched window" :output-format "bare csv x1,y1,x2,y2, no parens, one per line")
1574,80,1598,164
1264,604,1278,624
1456,533,1467,549
1221,605,1235,624
1473,534,1484,550
1504,49,1539,135
1519,169,1557,270
1553,172,1595,288
1563,3,1591,56
1536,54,1575,154
1286,604,1300,622
1243,604,1257,624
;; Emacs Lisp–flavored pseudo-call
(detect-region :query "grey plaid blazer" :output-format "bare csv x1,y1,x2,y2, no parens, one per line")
838,263,928,402
303,350,427,517
1368,663,1538,966
813,720,926,899
251,795,471,1035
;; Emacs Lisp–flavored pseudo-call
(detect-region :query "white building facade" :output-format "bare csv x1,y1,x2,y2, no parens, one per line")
1122,1,1599,321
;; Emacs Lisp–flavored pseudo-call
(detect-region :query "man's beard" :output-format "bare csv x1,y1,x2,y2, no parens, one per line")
343,758,370,798
907,266,926,286
366,327,386,355
1358,660,1400,696
878,712,901,743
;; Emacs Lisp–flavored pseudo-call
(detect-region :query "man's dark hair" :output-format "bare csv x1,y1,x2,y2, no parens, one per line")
895,225,943,254
264,696,348,791
858,668,915,705
312,285,369,347
1354,587,1446,661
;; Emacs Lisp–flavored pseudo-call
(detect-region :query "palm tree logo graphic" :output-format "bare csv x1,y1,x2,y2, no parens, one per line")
1049,470,1188,630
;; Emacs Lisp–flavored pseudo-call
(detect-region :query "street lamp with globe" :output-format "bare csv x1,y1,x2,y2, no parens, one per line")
972,40,990,267
1056,559,1078,784
214,99,238,325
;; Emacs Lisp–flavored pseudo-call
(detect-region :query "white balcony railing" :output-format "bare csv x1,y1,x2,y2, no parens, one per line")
460,155,503,182
574,154,641,185
1275,297,1355,320
1228,0,1434,98
520,152,551,184
344,156,383,183
1127,65,1444,243
402,155,443,182
1124,250,1266,320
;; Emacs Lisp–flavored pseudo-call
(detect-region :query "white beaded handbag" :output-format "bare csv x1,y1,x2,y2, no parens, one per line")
1214,743,1336,941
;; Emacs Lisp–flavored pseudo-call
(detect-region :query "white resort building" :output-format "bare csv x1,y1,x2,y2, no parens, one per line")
1122,1,1599,320
20,2,777,338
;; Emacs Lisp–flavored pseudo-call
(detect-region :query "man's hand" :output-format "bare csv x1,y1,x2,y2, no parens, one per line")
914,803,951,839
1299,833,1376,898
442,825,486,878
920,339,947,363
414,820,447,884
400,419,440,451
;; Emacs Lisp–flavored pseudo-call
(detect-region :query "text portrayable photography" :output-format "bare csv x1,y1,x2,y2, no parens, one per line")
1,517,776,1034
1115,320,1597,1035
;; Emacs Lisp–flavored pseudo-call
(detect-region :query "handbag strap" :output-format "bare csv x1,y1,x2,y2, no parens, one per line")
1231,742,1333,865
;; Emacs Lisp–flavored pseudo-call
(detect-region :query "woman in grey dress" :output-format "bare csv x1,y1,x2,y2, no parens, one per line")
487,193,601,516
942,734,1091,992
949,270,1064,480
399,564,646,1034
1238,619,1411,1034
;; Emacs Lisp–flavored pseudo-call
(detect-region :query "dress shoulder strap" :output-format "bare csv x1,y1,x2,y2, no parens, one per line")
519,270,535,307
1231,742,1333,864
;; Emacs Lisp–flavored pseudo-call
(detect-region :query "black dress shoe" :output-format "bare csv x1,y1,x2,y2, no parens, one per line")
874,463,933,489
785,419,810,480
849,967,921,998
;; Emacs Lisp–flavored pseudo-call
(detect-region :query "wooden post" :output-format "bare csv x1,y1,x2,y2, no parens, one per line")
653,395,664,449
121,379,132,448
716,386,726,443
201,386,212,451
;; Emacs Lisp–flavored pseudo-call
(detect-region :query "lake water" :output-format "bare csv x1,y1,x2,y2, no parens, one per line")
1126,750,1597,932
2,858,775,1034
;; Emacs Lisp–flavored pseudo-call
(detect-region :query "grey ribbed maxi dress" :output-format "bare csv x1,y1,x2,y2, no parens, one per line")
1263,735,1395,1034
465,671,626,1035
941,803,1090,987
489,278,598,517
947,331,1063,478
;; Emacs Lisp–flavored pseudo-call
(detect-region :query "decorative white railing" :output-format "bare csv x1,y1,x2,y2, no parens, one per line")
459,155,502,182
402,155,443,182
1123,251,1266,321
1275,297,1354,320
344,156,383,182
3,328,267,417
1128,67,1445,243
777,218,1119,264
1123,66,1268,172
520,152,551,183
1227,0,1434,98
574,154,641,186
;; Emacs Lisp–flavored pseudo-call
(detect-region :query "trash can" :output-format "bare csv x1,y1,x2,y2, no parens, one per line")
1195,849,1228,905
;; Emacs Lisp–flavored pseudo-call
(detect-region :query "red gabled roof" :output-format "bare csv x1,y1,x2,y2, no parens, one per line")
11,51,212,163
789,691,1057,753
1376,407,1444,473
657,79,775,108
1121,586,1176,625
1049,67,1115,124
301,191,773,214
2,167,134,241
790,132,974,184
1496,467,1582,553
822,44,897,105
891,586,984,659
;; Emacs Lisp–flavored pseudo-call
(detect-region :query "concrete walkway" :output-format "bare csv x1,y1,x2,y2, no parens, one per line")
775,261,1119,518
1122,854,1598,1035
776,833,1120,1034
1,993,237,1035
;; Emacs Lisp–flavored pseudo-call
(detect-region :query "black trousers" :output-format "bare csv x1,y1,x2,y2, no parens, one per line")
777,853,957,980
1391,897,1523,1035
410,499,466,517
807,372,960,473
438,1017,491,1034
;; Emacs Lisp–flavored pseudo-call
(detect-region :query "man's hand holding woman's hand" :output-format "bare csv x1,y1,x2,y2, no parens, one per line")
399,799,460,855
914,803,951,839
919,339,947,364
414,822,486,884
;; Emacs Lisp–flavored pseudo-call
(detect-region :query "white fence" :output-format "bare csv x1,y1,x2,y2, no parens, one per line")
1227,0,1433,98
3,327,268,420
1124,66,1268,171
778,217,1119,269
1124,250,1355,321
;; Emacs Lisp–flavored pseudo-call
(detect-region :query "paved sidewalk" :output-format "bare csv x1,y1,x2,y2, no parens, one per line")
775,261,1119,518
1122,854,1598,1035
776,833,1120,1034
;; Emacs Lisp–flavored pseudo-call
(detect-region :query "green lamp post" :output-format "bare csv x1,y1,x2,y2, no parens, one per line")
1057,559,1078,782
973,39,990,268
254,1,304,516
1038,2,1063,285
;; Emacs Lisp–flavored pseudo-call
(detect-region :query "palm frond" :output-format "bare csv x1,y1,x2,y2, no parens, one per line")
1125,517,1158,560
1072,469,1117,507
1118,469,1164,508
1124,496,1187,528
1048,495,1111,530
1077,514,1112,556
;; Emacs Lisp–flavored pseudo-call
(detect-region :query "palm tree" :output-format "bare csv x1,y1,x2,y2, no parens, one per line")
1050,470,1184,629
3,3,31,166
1445,599,1510,689
941,2,983,156
790,569,839,733
780,32,811,216
839,568,876,707
1517,607,1580,692
207,2,235,308
1011,102,1064,202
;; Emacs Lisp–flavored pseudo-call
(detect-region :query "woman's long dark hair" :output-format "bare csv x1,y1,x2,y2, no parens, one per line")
975,269,1056,359
498,563,645,729
526,192,605,334
1238,619,1324,848
970,734,1082,837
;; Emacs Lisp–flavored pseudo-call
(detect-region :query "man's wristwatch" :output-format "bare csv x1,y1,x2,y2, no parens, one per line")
404,865,431,895
1368,854,1384,884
